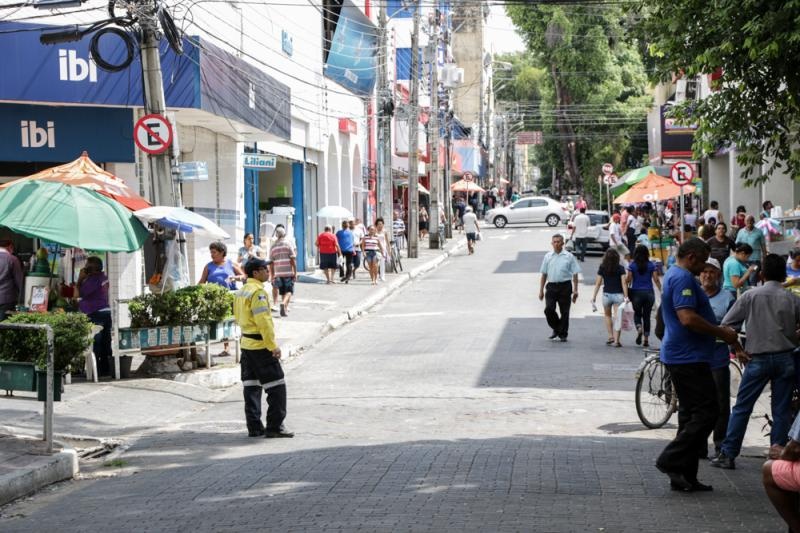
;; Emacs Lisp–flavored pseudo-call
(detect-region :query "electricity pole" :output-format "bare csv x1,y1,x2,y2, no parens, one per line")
139,5,178,207
407,1,420,258
427,9,441,249
377,2,392,225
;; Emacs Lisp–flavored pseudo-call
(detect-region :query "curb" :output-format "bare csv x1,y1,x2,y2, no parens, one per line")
0,448,78,506
179,239,464,388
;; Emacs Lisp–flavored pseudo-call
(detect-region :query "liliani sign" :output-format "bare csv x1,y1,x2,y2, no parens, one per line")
242,154,276,170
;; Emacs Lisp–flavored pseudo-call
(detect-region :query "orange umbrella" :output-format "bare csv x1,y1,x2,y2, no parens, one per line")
450,179,485,193
0,151,151,211
613,172,695,204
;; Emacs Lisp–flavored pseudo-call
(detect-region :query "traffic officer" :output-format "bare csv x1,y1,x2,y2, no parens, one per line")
233,258,294,438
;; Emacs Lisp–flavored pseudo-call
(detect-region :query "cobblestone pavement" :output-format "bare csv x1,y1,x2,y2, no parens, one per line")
0,225,785,532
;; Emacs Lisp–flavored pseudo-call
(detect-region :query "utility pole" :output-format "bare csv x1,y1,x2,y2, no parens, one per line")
376,3,392,225
427,8,441,249
139,4,178,207
406,1,420,258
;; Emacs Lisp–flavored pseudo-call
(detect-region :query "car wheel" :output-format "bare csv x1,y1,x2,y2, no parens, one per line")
493,215,507,228
546,214,560,227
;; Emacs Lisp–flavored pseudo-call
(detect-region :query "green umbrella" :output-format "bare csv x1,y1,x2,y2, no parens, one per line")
610,166,655,195
0,181,149,252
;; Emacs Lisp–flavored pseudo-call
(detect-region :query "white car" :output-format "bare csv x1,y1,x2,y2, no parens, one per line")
485,196,570,228
565,210,610,253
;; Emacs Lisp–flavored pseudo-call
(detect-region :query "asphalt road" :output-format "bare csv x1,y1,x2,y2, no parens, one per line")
0,225,784,532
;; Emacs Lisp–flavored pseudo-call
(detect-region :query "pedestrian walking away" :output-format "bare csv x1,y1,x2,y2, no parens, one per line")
591,248,629,347
269,226,297,317
570,207,591,262
462,206,480,254
699,257,736,459
539,234,581,342
315,225,340,284
375,218,390,281
711,254,800,470
336,220,355,283
655,238,740,492
626,244,662,348
233,258,293,439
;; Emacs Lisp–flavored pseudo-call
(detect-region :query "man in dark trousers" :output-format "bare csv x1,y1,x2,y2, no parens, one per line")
656,238,739,491
538,234,581,342
0,239,22,321
233,258,294,438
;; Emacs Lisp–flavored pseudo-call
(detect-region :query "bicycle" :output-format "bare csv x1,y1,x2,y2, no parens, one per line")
389,239,403,273
635,348,745,429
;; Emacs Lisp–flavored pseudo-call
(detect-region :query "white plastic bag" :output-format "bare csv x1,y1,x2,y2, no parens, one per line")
621,301,635,331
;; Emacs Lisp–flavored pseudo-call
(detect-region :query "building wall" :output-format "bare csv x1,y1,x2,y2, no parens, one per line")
451,6,485,134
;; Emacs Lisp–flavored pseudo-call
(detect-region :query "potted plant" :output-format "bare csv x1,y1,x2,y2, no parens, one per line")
0,311,92,399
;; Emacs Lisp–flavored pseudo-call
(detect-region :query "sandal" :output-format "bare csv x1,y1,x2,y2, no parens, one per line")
615,342,623,348
642,339,649,348
606,338,615,345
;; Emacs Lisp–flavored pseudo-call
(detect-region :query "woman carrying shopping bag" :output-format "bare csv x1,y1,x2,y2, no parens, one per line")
626,244,663,348
591,248,630,347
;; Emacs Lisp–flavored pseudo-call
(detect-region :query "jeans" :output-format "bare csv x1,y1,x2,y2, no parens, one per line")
87,310,113,377
574,237,587,261
544,281,572,339
657,362,718,481
720,351,796,458
630,290,655,336
341,251,354,280
711,364,731,453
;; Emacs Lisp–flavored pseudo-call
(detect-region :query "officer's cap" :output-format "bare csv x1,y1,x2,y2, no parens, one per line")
245,258,270,277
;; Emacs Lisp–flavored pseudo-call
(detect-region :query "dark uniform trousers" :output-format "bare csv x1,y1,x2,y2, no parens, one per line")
241,348,287,433
544,281,573,338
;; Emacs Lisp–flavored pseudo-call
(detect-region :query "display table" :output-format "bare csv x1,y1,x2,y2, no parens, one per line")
113,320,240,379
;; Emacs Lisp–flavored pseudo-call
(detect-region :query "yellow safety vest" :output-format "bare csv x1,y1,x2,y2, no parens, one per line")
233,278,277,351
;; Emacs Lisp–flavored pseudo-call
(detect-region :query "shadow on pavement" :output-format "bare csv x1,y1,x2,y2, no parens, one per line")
0,433,781,532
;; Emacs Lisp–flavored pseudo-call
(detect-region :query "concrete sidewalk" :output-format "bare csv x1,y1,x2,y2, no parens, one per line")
0,237,465,507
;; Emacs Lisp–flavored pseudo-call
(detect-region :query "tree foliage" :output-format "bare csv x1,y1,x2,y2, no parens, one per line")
637,1,800,184
505,4,650,203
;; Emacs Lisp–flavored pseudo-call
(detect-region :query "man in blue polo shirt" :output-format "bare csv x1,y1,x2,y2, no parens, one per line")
656,238,740,492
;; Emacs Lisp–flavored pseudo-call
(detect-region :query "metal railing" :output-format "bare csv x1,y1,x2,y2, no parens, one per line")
0,323,55,453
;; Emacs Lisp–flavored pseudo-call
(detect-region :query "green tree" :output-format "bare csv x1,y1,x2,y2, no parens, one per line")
505,4,650,204
637,1,800,183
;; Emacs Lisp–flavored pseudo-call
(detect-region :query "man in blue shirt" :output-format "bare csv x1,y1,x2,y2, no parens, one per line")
335,220,355,283
539,234,581,342
656,238,739,492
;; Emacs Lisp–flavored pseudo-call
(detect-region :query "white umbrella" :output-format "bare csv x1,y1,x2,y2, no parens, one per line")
316,205,353,219
134,206,230,239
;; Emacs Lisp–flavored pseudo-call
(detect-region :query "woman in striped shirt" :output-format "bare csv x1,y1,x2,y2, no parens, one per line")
361,225,385,285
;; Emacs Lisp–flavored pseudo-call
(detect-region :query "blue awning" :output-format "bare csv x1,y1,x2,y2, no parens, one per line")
0,22,290,139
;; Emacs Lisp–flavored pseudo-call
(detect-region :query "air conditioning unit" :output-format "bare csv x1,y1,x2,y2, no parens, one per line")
441,65,464,88
452,68,464,85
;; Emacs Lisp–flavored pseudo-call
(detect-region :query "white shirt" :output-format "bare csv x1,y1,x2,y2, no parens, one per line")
609,222,623,246
703,209,720,224
351,225,365,248
462,212,480,233
572,213,591,238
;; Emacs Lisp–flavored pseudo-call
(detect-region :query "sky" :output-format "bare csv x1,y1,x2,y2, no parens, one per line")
486,5,526,55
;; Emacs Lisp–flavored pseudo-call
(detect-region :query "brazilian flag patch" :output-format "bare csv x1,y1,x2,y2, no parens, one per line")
682,289,693,296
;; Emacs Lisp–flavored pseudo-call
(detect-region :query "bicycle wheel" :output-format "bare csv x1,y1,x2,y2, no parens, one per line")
636,357,678,429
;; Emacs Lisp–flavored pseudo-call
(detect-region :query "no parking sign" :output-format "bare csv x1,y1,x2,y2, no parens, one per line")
134,114,173,155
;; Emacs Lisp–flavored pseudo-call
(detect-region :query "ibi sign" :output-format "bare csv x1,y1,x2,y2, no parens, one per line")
242,154,276,170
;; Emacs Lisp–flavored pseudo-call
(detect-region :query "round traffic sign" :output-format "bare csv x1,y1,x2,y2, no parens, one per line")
134,114,173,155
670,161,694,187
463,172,474,182
602,163,613,175
603,174,617,185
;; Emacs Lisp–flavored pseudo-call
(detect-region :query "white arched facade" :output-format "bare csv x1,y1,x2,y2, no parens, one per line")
351,146,363,221
325,135,339,208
